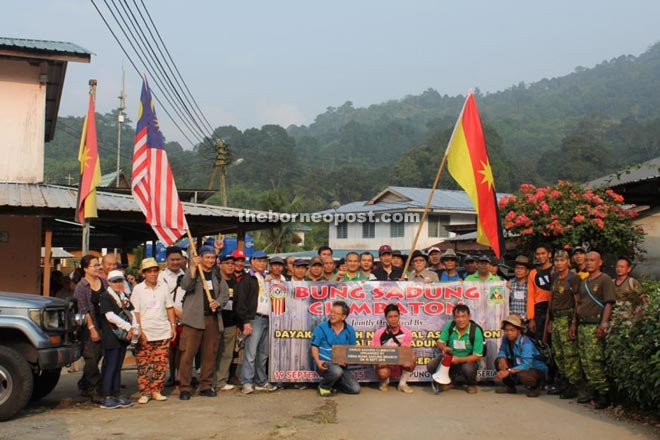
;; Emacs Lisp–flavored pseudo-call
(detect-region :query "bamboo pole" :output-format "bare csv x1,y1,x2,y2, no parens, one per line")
185,229,217,312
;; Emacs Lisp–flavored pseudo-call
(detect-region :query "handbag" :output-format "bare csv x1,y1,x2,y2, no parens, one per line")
111,307,133,342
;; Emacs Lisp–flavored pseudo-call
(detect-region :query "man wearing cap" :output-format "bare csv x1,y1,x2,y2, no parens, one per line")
574,251,615,409
307,257,325,281
613,256,646,307
494,314,548,397
213,254,240,391
438,249,462,282
464,256,500,282
359,252,377,280
291,259,309,281
236,250,278,394
544,250,581,399
266,256,288,282
572,246,588,279
507,256,532,320
427,247,443,272
231,249,248,283
131,258,177,404
527,244,553,338
461,256,477,278
159,246,186,387
178,246,230,400
407,250,439,283
373,245,403,281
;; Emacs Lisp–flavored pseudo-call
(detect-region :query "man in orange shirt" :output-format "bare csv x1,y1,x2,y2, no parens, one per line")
527,244,553,339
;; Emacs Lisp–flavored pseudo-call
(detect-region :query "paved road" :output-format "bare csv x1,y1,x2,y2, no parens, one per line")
1,370,656,440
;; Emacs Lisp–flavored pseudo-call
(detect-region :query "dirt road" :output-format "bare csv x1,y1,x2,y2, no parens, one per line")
1,370,655,440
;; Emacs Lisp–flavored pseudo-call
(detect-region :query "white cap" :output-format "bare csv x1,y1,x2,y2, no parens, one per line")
428,247,441,254
108,270,125,282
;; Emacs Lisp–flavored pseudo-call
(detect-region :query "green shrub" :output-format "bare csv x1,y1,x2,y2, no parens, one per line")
605,280,660,414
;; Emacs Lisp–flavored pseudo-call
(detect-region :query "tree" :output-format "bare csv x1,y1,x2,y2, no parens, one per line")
499,181,645,258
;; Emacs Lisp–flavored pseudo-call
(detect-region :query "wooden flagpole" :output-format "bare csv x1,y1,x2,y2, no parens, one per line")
401,92,472,278
185,229,217,312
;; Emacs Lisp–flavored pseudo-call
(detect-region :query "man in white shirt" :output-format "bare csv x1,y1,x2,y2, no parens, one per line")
158,246,186,387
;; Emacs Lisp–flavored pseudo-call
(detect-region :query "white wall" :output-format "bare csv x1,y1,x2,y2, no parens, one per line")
0,59,46,183
328,212,476,250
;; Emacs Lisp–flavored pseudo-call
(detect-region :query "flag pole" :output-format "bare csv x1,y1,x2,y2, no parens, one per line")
81,79,97,255
401,92,472,278
185,229,217,312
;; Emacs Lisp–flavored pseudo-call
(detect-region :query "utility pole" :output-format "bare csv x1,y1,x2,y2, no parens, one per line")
82,79,97,255
116,68,126,186
208,138,230,206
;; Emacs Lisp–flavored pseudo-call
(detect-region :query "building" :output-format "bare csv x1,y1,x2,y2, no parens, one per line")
318,186,508,251
586,157,660,279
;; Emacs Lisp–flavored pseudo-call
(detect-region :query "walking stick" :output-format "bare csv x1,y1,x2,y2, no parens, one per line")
185,229,217,312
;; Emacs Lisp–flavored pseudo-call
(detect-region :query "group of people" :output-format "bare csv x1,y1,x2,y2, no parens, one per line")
70,241,645,410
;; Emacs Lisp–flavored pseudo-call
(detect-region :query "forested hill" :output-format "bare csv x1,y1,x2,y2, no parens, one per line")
46,41,660,224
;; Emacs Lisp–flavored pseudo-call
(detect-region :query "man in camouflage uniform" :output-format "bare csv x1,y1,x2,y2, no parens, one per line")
545,250,581,399
574,251,615,409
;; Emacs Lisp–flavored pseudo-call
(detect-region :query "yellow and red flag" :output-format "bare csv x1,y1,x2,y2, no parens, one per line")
75,94,102,223
446,93,505,258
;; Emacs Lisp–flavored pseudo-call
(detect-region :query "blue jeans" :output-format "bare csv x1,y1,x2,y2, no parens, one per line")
101,345,127,396
318,362,360,394
241,316,269,386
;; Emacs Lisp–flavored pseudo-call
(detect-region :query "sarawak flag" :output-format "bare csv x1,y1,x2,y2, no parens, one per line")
76,94,102,223
131,78,188,245
446,93,505,258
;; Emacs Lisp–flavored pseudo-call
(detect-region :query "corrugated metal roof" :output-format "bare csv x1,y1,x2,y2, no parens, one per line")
0,37,92,56
0,183,267,218
317,186,510,215
585,157,660,189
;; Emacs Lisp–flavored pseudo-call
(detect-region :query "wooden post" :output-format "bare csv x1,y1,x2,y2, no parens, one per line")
237,230,246,251
42,229,52,296
185,229,217,311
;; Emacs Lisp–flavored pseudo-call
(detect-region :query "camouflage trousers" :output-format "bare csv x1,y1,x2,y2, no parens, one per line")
552,315,581,386
136,339,170,396
577,324,609,394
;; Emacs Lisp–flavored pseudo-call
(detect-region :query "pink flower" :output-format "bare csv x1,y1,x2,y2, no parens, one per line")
520,183,536,193
606,189,625,203
573,214,585,223
540,201,550,214
521,227,533,235
505,211,516,222
548,190,562,199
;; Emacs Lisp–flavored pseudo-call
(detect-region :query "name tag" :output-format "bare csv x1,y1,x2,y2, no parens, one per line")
223,300,233,311
513,290,525,300
205,280,213,290
453,340,466,350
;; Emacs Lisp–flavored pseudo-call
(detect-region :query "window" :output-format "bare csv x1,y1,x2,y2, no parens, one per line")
336,222,348,239
428,215,450,238
390,221,404,238
362,222,375,239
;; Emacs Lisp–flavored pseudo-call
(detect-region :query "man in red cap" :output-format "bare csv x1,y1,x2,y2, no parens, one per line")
373,245,403,281
231,249,247,283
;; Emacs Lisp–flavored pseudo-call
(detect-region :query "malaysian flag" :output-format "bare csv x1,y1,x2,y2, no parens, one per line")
131,77,188,245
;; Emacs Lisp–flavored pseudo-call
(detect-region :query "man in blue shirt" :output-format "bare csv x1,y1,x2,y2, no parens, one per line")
494,314,548,397
310,301,360,397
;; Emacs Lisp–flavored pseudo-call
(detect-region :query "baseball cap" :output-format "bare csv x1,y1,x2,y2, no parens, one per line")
198,245,215,256
269,256,285,265
309,256,323,266
108,270,125,282
231,249,247,260
378,245,393,256
294,259,309,266
463,255,476,263
218,254,235,263
427,247,441,254
252,250,268,260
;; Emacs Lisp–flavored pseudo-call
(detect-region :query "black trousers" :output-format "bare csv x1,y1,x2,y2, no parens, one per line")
101,345,127,396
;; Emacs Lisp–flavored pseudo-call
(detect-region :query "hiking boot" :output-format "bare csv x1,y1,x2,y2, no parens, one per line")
398,383,414,394
379,378,390,392
593,393,610,410
495,385,516,394
466,385,478,394
526,386,541,398
559,386,578,400
199,388,217,397
577,394,594,404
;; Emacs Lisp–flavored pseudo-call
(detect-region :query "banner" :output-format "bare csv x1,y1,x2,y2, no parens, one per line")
268,280,509,383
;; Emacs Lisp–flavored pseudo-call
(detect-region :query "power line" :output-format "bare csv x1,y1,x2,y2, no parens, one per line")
90,0,197,148
102,0,207,145
137,0,216,134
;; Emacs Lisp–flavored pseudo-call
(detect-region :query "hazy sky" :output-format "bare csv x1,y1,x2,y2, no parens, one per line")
3,1,660,147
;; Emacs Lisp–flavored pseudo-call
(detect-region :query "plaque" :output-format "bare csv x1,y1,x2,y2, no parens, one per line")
331,345,414,365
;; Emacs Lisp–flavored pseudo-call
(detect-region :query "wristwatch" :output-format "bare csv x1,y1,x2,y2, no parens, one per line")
506,368,512,373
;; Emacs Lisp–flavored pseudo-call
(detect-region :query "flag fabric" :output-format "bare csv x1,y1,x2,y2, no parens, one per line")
131,78,188,245
446,93,505,258
76,94,102,223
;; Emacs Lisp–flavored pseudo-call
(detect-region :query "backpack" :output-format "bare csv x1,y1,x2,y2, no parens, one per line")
447,320,487,356
524,335,553,366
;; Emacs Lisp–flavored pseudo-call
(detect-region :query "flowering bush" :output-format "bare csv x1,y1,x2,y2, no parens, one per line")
499,181,645,257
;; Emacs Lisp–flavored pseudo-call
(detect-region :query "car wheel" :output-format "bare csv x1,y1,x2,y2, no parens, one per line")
0,346,34,421
31,368,61,400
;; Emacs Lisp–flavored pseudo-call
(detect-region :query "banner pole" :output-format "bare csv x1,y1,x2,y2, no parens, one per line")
185,229,217,311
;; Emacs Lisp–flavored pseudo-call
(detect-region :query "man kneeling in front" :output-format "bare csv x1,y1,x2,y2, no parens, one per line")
494,314,548,397
310,301,360,397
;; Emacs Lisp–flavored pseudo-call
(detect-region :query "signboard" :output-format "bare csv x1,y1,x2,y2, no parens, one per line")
268,280,509,383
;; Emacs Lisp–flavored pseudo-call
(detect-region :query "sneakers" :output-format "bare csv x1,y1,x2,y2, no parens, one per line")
379,378,390,392
255,383,279,392
398,383,414,394
151,392,168,401
466,386,478,394
116,396,134,408
179,391,191,400
318,387,335,397
199,388,217,397
99,397,120,409
242,384,255,394
495,385,517,394
219,384,235,391
137,395,150,404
